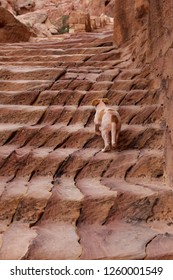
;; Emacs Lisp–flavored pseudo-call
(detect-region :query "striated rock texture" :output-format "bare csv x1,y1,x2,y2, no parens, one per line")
0,1,173,260
69,11,92,33
113,0,173,189
1,1,115,38
0,7,33,42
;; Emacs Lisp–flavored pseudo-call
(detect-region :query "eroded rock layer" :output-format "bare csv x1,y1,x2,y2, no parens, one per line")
0,22,172,259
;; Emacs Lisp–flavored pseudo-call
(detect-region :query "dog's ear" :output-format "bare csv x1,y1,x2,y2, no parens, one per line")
92,99,100,106
102,98,109,104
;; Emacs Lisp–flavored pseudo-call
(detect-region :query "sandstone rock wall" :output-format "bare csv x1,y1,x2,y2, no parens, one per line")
113,0,173,188
0,7,33,42
0,1,115,38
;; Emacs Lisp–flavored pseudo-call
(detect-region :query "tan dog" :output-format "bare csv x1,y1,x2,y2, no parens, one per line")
92,98,121,152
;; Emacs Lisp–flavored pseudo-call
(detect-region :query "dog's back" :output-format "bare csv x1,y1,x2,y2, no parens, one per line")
101,108,121,148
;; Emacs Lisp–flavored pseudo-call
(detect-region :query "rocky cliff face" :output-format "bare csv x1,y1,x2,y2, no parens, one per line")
0,7,33,43
0,0,114,38
113,0,173,188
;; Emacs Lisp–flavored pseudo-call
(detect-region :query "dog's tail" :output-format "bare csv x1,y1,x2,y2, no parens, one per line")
111,112,121,148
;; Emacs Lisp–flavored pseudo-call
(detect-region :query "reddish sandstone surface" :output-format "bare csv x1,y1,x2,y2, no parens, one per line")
0,0,173,260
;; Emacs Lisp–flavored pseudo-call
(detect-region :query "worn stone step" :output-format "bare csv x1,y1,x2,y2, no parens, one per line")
1,66,142,90
53,148,164,182
78,124,164,150
9,177,169,260
0,103,163,125
0,61,64,68
0,176,53,226
0,121,164,150
125,149,165,184
0,146,80,178
0,80,53,91
0,54,93,63
119,105,163,125
65,104,163,126
23,221,82,260
0,60,123,69
0,143,164,182
107,89,161,106
78,220,158,259
0,91,39,105
0,66,65,81
76,176,172,227
34,89,161,107
0,174,170,259
0,173,168,228
0,146,98,179
0,49,65,57
0,221,37,260
0,46,115,56
0,88,158,107
0,78,154,94
71,149,164,182
0,105,46,125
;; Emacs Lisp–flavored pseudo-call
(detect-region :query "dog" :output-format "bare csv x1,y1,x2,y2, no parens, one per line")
92,98,121,152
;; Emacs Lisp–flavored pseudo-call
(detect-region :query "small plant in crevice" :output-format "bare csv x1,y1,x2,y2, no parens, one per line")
58,15,69,34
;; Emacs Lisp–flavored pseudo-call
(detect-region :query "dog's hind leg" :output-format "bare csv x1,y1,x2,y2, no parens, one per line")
111,114,121,149
111,122,117,149
101,129,111,152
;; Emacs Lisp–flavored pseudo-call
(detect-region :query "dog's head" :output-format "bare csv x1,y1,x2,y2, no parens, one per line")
92,98,109,107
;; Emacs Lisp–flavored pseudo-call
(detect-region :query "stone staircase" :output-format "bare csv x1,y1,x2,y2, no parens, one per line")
0,28,173,260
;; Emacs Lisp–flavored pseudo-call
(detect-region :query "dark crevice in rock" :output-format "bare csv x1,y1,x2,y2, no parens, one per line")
142,107,158,124
103,47,115,53
53,134,72,150
6,168,20,183
30,90,43,106
74,150,100,182
127,107,156,125
127,112,140,125
124,151,141,181
134,92,148,105
30,70,66,106
34,107,49,125
144,234,160,260
82,135,99,149
101,159,114,177
20,129,41,148
28,170,36,182
77,94,86,107
2,130,18,145
84,110,95,127
146,197,159,223
101,199,119,225
51,108,65,125
0,150,16,171
53,154,72,179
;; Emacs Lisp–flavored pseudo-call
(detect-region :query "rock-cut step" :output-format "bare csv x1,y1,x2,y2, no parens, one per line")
0,175,170,260
0,28,166,260
0,89,162,108
0,123,164,150
0,103,163,126
0,144,164,183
